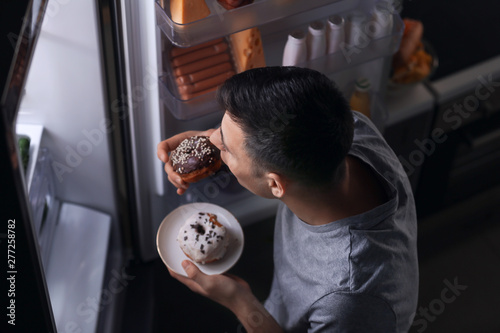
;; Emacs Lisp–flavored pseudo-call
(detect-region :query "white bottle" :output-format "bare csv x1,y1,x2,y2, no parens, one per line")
282,30,307,66
345,11,368,49
326,15,345,54
370,1,394,40
307,21,326,61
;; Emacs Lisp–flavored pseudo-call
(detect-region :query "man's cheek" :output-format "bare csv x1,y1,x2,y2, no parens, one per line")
220,153,232,169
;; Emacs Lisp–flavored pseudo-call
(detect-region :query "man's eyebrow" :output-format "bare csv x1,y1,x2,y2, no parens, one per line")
220,126,230,152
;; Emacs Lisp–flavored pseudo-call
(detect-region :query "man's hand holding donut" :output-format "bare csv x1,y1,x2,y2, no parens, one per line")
157,129,216,195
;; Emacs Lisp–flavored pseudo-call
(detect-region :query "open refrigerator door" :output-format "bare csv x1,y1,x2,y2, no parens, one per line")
4,0,131,332
120,0,404,262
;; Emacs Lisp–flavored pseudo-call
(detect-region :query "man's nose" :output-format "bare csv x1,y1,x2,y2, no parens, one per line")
209,128,221,148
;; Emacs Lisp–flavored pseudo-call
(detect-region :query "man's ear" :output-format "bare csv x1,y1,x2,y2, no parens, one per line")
267,172,287,198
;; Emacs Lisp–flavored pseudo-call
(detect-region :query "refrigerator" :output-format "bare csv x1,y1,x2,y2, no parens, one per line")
0,0,403,332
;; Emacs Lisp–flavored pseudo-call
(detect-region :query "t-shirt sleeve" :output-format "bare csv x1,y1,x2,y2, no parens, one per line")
308,292,397,333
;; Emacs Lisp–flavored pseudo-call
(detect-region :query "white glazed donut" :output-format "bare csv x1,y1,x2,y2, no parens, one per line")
177,212,229,264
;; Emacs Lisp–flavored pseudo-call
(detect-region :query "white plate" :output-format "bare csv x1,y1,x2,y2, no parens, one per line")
157,202,244,276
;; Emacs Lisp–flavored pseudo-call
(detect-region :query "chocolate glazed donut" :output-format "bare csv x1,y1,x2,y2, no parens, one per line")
170,136,222,183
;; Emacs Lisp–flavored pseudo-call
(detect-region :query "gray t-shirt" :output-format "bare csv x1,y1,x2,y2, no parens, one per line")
264,112,419,332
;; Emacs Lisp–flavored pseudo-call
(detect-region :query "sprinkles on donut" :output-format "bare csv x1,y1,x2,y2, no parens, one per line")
177,212,230,264
170,136,222,183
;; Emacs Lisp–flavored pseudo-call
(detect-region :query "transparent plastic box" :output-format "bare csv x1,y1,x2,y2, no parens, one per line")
158,34,235,120
156,0,344,47
159,75,222,120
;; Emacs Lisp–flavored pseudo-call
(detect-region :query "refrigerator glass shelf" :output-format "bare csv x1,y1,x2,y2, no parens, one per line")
45,203,111,333
159,13,402,121
155,0,345,47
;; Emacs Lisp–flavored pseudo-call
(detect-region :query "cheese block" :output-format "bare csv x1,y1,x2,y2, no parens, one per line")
170,0,210,24
229,27,266,73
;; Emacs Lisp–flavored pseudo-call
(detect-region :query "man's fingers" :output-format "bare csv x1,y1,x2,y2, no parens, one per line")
167,171,188,191
167,263,206,294
182,260,201,280
181,260,213,295
157,132,191,162
164,155,188,192
157,140,172,163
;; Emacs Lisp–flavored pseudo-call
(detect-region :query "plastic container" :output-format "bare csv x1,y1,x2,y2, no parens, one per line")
307,21,327,60
345,10,368,49
369,1,394,53
155,0,346,47
158,35,235,120
370,2,394,39
282,30,307,66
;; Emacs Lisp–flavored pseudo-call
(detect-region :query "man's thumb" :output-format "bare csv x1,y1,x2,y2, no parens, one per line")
182,260,200,279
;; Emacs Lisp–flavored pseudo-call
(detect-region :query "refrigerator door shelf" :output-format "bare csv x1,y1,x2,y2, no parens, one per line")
155,0,350,47
45,202,111,333
263,12,403,76
158,13,402,121
157,33,235,120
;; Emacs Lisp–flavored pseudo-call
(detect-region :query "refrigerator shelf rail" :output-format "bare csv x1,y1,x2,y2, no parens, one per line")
155,0,347,47
158,13,402,121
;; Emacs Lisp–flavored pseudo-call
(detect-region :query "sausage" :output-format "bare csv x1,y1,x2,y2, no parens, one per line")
173,52,231,77
172,42,228,67
179,86,218,101
177,70,235,95
170,38,224,58
176,62,233,85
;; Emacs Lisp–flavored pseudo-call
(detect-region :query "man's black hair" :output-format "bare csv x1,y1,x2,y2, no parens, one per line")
216,66,354,188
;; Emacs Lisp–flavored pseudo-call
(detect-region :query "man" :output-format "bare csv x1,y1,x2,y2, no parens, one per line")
157,66,418,332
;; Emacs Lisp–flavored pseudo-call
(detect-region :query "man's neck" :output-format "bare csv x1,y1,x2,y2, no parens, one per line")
281,156,388,226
